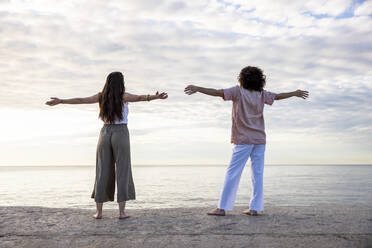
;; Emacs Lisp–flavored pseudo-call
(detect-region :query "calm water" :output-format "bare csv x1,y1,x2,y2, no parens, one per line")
0,165,371,209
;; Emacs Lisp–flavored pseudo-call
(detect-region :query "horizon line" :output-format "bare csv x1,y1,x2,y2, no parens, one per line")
0,163,371,167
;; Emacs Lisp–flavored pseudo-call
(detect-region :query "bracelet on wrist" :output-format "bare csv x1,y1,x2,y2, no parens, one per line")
146,95,150,101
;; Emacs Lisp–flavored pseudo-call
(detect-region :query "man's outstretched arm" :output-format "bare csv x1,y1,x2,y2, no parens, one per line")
275,90,309,100
184,85,224,97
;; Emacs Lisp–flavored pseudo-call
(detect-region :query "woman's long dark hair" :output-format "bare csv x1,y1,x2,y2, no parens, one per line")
98,72,125,123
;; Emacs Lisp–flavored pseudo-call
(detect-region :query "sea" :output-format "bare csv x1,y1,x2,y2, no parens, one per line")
0,165,371,209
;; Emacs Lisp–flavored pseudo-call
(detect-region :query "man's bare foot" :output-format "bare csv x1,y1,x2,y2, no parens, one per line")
93,212,102,219
207,208,226,216
243,209,258,216
119,212,130,219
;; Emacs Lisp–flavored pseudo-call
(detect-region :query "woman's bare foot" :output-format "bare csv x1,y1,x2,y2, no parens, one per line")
118,201,129,219
93,202,103,219
119,212,130,219
207,208,226,216
93,212,102,219
243,209,258,216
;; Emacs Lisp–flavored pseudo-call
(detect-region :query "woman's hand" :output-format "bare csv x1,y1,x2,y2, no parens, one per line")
184,85,199,95
45,97,62,106
155,91,168,99
294,90,309,99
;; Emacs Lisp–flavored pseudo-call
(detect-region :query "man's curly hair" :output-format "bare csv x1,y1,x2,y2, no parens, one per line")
238,66,266,91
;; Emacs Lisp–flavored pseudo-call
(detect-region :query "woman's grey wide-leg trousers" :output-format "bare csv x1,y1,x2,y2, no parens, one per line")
91,124,136,203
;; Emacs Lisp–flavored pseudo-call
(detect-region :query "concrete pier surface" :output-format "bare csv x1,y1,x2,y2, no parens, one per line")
0,205,371,248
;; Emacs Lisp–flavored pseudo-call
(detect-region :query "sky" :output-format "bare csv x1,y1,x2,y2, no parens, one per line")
0,0,371,166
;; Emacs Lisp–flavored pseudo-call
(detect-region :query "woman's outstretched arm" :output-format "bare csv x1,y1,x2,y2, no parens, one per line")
184,85,224,97
123,91,168,102
45,93,99,106
275,90,309,100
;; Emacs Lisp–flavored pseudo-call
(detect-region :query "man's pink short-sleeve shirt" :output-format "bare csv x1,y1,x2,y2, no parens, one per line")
223,85,276,145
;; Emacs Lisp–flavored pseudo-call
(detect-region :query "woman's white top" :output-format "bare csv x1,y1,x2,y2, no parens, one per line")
112,103,128,124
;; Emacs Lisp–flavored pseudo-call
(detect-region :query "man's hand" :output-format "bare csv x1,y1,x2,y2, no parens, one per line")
184,85,199,95
294,90,309,99
45,97,62,106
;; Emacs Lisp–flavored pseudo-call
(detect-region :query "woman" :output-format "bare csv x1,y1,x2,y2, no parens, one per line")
46,71,168,219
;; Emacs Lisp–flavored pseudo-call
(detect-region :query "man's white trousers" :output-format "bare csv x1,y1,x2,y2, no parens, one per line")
218,144,265,211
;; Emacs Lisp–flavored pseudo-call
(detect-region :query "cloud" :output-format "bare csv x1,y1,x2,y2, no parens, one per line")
354,0,372,16
0,0,371,164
